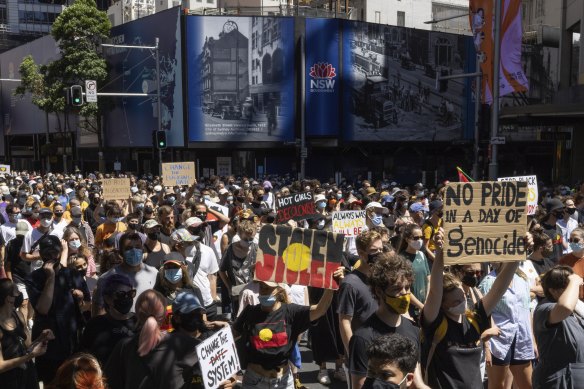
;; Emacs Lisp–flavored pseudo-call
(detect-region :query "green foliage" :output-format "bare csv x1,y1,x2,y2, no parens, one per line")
14,0,111,127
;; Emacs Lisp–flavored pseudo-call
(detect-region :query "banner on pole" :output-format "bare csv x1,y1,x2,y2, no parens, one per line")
254,224,344,289
443,181,528,264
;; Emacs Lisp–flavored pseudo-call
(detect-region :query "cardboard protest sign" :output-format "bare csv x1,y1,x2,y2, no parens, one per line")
254,224,344,289
275,191,319,223
498,175,538,215
331,211,367,237
162,162,196,186
443,181,528,264
205,199,229,217
102,178,131,200
0,164,10,174
195,327,240,389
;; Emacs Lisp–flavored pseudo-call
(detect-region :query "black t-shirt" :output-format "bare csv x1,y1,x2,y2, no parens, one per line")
168,330,216,389
541,223,563,263
349,313,420,377
421,300,490,389
234,303,311,370
337,270,378,331
80,315,136,365
530,258,554,277
5,236,29,284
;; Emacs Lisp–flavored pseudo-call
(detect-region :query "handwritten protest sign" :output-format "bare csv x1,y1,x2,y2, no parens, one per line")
162,162,196,186
196,327,240,389
255,224,344,289
443,181,528,264
102,178,131,200
331,211,367,237
498,175,538,215
0,164,10,174
275,192,319,223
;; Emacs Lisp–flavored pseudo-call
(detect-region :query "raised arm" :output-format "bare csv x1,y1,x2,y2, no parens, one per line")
548,273,582,325
422,229,444,326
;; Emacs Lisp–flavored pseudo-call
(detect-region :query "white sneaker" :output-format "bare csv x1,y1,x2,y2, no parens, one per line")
333,368,347,382
317,369,331,385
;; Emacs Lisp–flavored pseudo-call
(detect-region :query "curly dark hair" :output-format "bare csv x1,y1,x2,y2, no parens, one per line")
366,333,418,375
369,252,414,301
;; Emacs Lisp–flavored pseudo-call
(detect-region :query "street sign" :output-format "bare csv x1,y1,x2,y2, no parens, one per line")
490,136,506,145
85,80,97,103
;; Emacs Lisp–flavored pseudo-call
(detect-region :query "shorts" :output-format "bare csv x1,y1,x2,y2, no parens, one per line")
16,282,29,300
491,336,531,366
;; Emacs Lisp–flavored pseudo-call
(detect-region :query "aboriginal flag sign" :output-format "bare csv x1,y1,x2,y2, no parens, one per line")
254,224,344,290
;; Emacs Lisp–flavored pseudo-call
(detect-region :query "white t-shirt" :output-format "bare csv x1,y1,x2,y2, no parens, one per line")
0,221,17,245
185,242,220,307
557,218,578,254
21,227,64,254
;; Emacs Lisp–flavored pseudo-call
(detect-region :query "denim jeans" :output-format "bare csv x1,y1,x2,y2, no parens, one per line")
241,368,294,389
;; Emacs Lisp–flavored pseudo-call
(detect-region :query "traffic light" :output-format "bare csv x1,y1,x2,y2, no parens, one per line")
155,130,167,149
70,85,83,106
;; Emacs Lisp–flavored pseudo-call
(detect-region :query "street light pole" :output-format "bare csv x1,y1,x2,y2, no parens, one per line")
472,54,481,180
489,0,502,180
155,37,162,174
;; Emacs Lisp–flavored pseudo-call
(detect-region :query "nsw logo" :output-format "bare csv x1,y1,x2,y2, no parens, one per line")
309,62,337,92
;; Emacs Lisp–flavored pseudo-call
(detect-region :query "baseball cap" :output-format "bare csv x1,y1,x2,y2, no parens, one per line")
39,235,62,253
546,198,564,213
163,251,186,267
171,228,195,243
365,201,389,215
410,202,425,213
15,221,29,236
39,208,53,216
103,274,133,294
390,187,402,196
218,188,229,195
143,219,161,229
172,291,205,314
429,200,444,214
184,217,204,227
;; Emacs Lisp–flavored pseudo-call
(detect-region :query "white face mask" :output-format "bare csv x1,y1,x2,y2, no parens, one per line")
408,239,423,251
40,218,52,228
447,300,467,315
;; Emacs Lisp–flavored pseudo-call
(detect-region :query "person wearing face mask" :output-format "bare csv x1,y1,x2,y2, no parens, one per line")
421,200,443,263
24,235,90,384
92,232,157,317
142,219,170,268
314,194,329,216
478,263,535,389
63,226,97,283
20,208,64,273
95,202,127,251
0,204,24,251
191,202,228,260
365,202,389,230
397,224,430,320
24,201,41,229
51,203,68,232
233,276,342,389
559,228,584,294
540,198,565,262
421,229,531,389
84,192,102,232
349,253,428,389
558,198,579,254
361,334,418,389
338,230,383,356
67,206,95,249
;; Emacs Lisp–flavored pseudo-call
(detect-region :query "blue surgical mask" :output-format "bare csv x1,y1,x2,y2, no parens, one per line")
336,193,343,200
258,294,277,307
167,196,176,203
371,214,383,226
123,248,143,266
316,201,326,210
164,268,182,283
570,242,584,252
136,203,144,210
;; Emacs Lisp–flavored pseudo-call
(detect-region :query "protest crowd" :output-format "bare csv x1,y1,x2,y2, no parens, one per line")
0,169,583,389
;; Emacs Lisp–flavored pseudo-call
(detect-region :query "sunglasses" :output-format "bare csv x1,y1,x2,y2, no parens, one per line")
465,270,483,277
569,238,582,243
411,236,423,240
112,290,136,300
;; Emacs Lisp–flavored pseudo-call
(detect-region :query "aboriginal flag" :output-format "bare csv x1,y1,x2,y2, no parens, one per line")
251,320,289,350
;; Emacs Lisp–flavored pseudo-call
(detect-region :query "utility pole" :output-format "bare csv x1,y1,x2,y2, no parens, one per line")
472,54,482,180
489,0,502,180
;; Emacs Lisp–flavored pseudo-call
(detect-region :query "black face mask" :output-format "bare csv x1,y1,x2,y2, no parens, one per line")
147,232,159,241
180,311,206,332
567,208,576,215
462,274,479,288
236,196,245,203
14,292,24,308
112,297,133,315
367,253,380,264
436,211,444,218
362,377,402,389
195,213,207,221
128,223,139,230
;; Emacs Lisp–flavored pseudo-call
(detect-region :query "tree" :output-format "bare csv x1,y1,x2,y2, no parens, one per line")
15,0,111,155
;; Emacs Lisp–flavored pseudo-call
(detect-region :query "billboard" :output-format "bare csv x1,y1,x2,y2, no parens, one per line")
342,21,474,141
185,16,295,142
103,7,184,147
305,18,340,137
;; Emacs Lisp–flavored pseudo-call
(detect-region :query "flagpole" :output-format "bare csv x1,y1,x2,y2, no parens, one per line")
489,0,502,180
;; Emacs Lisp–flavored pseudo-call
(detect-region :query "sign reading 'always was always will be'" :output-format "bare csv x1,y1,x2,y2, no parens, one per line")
443,181,528,265
331,211,366,237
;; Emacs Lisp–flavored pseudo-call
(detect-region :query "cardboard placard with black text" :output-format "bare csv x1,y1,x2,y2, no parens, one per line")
102,178,131,200
162,162,196,186
443,181,528,264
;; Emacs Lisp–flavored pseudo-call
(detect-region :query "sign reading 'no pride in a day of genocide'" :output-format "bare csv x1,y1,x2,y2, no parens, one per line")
331,210,367,237
443,181,528,265
195,327,240,389
254,224,344,289
497,175,538,216
102,178,131,200
275,192,319,224
162,162,196,186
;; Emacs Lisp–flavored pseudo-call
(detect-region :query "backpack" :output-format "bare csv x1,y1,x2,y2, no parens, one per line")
421,311,481,383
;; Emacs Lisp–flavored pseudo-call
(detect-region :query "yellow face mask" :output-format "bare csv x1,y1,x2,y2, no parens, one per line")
384,293,411,315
